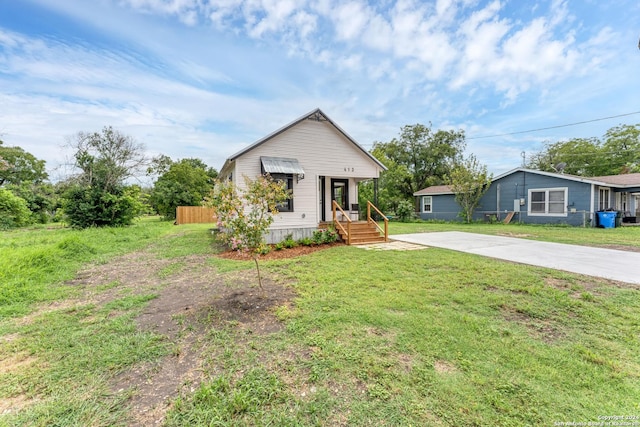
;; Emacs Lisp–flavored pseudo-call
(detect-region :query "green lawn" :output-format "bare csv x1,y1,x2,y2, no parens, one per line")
2,220,639,425
388,220,640,250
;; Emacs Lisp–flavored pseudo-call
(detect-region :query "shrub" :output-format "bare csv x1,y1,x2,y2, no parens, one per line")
313,227,339,244
395,199,415,222
0,188,32,229
258,245,271,255
312,230,325,245
62,186,139,228
298,237,313,246
282,234,297,249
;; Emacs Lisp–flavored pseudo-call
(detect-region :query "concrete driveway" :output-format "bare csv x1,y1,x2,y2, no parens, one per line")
392,231,640,285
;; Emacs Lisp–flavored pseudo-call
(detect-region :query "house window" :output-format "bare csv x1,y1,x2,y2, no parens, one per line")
528,188,567,216
599,188,610,211
272,173,293,212
422,196,432,213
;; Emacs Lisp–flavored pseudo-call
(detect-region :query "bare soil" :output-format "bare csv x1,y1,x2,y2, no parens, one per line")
57,243,334,426
217,241,344,261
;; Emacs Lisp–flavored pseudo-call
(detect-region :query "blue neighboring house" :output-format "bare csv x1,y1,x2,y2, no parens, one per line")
414,168,640,226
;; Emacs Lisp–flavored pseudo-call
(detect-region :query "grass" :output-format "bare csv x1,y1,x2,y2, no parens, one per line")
0,216,173,318
0,218,220,426
166,227,640,425
388,220,640,249
2,219,640,425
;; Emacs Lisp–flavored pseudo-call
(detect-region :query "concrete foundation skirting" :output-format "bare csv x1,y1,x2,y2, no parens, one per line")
266,227,318,244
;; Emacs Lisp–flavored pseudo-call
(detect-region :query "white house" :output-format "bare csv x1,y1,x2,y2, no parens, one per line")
219,108,387,243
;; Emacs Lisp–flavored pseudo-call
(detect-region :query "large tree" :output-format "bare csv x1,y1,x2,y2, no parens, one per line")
526,124,640,176
0,140,48,186
527,138,600,176
602,124,640,174
150,157,217,219
69,126,147,192
370,123,466,211
62,126,147,228
449,155,492,223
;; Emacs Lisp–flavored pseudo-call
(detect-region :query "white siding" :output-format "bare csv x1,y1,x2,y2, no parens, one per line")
234,119,382,229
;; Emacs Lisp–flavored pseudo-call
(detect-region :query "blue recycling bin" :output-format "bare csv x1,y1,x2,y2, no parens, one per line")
597,211,616,228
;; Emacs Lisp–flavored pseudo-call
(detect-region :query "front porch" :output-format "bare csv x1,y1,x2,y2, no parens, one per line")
319,200,389,245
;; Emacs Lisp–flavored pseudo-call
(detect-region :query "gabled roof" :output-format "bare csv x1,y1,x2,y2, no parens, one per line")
413,168,640,196
414,185,453,196
493,168,640,188
589,173,640,186
221,108,387,174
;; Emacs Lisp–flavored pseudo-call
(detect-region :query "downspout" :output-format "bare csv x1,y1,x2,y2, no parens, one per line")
515,183,520,223
496,183,501,221
589,184,595,227
523,171,526,223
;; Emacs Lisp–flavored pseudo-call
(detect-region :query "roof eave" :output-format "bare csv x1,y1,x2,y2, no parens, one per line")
493,167,616,187
414,192,454,196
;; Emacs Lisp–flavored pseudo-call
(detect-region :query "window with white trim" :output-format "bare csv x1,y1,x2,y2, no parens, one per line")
528,188,567,216
422,196,432,213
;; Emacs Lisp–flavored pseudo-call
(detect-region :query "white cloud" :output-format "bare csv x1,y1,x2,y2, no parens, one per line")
247,0,299,38
120,0,204,25
291,10,317,38
362,14,393,51
333,1,370,41
449,0,590,100
339,53,363,71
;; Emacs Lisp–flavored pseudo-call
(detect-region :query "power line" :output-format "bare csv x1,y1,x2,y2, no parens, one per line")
466,111,640,140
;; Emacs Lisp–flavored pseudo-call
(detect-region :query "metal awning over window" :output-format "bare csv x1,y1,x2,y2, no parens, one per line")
260,156,305,177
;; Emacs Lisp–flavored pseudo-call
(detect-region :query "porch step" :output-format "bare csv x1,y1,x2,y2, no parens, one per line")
331,221,387,245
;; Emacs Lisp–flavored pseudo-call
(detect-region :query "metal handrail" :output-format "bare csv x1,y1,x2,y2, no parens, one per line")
367,201,389,242
332,200,352,245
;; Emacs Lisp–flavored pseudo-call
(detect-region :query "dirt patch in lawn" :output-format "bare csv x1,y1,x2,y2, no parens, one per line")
501,306,566,344
434,360,457,374
115,268,295,426
37,244,310,426
497,232,536,238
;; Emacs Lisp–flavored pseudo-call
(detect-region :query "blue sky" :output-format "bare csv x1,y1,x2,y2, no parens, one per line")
1,0,639,182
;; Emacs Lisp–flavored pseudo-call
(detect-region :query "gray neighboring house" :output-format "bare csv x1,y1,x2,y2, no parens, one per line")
414,168,640,226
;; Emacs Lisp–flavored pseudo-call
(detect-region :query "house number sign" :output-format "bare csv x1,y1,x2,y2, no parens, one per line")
343,167,355,172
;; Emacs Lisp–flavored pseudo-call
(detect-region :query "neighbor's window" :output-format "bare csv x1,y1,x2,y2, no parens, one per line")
422,196,432,213
528,188,567,216
272,173,293,212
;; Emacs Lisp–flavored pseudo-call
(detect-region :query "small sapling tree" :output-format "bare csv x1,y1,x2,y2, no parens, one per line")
209,175,289,289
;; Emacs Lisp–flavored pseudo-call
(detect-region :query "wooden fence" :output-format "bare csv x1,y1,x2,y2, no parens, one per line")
175,206,217,225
